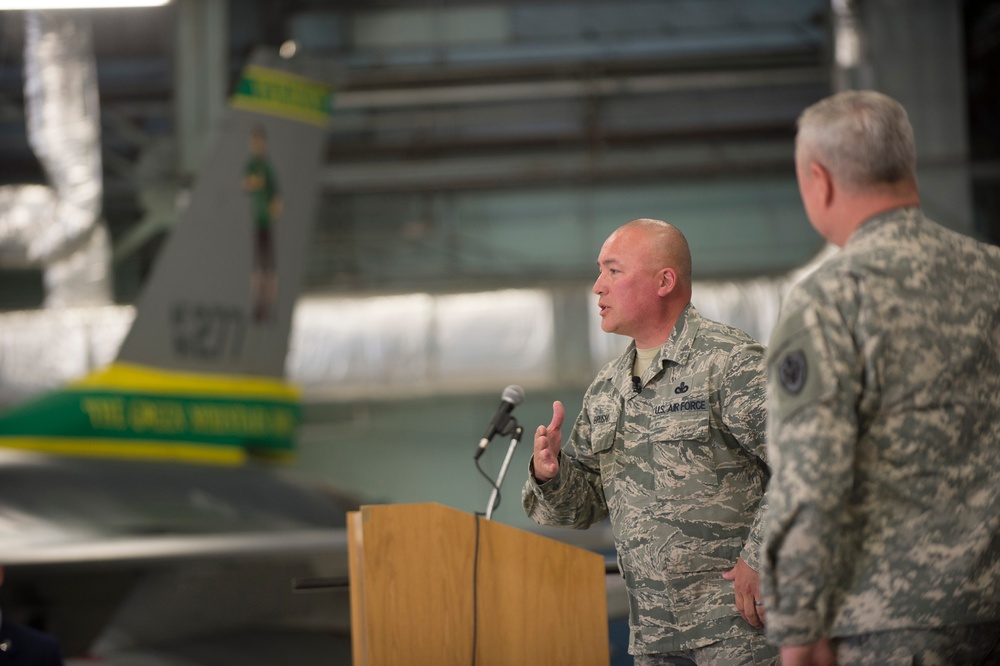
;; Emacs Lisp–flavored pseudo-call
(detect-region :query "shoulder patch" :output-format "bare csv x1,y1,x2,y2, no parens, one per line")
777,350,808,394
767,316,836,421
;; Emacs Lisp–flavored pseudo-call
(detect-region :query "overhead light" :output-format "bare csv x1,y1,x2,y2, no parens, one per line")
0,0,170,9
279,40,298,59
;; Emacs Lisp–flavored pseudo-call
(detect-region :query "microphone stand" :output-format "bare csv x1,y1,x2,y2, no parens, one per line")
485,424,522,521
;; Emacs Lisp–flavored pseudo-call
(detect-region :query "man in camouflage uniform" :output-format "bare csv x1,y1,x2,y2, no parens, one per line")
523,219,778,665
761,90,1000,664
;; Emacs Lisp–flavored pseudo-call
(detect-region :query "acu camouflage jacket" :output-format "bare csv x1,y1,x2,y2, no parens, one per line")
762,207,1000,645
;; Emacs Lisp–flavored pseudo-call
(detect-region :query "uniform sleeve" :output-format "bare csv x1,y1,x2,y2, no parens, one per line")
760,279,862,645
719,340,770,569
522,402,610,529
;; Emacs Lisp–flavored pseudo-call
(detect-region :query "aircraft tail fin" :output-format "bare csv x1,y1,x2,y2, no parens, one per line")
0,50,333,464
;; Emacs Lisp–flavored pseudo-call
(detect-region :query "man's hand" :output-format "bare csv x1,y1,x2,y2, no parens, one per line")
781,639,835,666
722,557,765,628
532,401,564,483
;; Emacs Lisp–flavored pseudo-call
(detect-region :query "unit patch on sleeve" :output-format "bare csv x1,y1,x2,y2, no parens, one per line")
767,309,837,421
778,350,808,395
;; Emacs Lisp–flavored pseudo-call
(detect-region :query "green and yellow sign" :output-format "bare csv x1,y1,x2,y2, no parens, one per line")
0,363,301,465
231,64,333,126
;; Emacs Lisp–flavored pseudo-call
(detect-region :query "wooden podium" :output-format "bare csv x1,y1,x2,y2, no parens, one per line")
347,502,609,666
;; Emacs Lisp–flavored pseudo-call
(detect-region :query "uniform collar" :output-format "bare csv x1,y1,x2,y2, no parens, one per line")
847,205,922,245
658,303,700,368
620,303,700,388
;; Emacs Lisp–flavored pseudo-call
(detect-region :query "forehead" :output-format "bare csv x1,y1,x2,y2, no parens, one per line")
598,226,653,264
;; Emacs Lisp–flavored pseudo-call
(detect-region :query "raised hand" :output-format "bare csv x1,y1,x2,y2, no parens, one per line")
532,400,565,482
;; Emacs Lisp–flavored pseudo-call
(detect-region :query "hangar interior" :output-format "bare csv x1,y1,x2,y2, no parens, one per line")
0,0,996,523
0,2,996,661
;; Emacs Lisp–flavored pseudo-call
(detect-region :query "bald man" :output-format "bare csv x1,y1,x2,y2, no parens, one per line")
523,219,777,665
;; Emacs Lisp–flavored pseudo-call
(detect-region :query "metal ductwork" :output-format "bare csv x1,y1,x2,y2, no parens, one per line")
0,10,112,308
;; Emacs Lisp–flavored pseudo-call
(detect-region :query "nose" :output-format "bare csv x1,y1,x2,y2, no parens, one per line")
592,272,606,295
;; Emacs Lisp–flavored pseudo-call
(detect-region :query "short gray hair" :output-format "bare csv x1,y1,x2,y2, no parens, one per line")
796,90,917,189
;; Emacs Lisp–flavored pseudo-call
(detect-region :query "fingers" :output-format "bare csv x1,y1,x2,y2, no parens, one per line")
536,401,564,458
747,598,764,628
549,400,565,432
739,596,764,628
733,589,764,629
532,401,564,483
533,423,556,456
779,646,812,666
532,425,554,479
814,637,836,666
533,424,552,458
726,559,765,628
780,641,834,666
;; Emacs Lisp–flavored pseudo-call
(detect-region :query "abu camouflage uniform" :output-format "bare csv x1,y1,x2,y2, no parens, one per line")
523,304,772,656
761,207,1000,648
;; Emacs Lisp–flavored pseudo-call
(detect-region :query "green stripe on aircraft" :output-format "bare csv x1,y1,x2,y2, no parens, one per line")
0,363,299,464
231,64,332,126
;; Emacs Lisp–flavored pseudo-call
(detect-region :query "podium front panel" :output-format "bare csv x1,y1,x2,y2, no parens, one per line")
348,502,609,666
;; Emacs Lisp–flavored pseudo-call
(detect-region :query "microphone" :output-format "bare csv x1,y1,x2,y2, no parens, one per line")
474,385,525,459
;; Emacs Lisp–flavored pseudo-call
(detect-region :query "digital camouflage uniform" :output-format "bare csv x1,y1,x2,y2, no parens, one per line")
762,208,1000,651
523,304,773,657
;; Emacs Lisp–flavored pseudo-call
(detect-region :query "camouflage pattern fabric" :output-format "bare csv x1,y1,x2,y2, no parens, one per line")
834,622,1000,665
634,633,778,665
761,207,1000,646
523,304,772,655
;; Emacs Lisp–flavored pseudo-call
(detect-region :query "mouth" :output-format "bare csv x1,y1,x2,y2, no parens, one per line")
598,303,609,316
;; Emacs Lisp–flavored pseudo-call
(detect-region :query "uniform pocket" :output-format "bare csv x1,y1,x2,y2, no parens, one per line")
590,421,617,454
646,411,717,497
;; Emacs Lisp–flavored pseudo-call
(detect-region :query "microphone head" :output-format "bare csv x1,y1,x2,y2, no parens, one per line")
501,384,525,406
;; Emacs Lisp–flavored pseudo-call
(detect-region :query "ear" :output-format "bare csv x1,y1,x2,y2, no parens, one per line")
811,161,834,208
657,268,677,297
